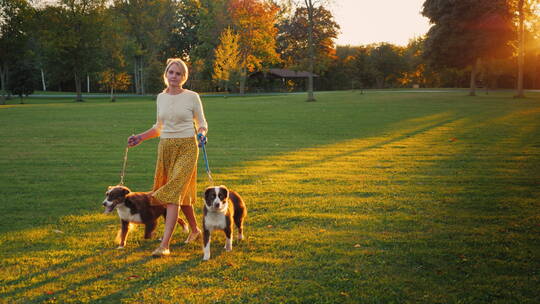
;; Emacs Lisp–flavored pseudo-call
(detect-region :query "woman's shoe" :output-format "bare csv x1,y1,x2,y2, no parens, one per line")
152,246,170,257
184,229,201,243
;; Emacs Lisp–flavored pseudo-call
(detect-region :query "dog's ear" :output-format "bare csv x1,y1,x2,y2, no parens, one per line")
218,186,229,199
204,187,213,200
121,187,130,196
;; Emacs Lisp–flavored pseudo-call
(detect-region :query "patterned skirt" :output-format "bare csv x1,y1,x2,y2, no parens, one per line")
151,137,198,206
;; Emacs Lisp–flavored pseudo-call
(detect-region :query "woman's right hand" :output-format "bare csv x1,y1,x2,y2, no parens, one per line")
128,134,143,147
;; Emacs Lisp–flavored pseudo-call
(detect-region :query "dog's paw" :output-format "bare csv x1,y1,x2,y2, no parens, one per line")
116,246,125,250
203,254,210,261
237,233,244,241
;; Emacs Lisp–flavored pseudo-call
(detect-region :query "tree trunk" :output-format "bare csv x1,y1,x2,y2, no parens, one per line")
469,58,479,96
533,53,539,89
140,57,145,95
516,0,525,98
110,75,115,102
239,66,246,95
74,71,83,102
305,0,315,102
133,61,140,94
0,64,8,97
41,69,47,91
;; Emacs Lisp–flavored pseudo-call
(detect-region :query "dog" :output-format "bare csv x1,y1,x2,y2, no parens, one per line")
102,185,188,249
202,185,247,260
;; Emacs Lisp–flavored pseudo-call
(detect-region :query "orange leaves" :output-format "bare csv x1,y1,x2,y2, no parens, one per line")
228,0,281,68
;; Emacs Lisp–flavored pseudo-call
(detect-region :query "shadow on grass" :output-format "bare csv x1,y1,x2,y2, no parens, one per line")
2,248,132,300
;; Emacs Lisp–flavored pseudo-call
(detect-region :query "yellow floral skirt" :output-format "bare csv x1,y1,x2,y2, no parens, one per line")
151,137,198,206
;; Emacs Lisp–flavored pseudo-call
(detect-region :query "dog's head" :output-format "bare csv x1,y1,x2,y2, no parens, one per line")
102,185,131,214
204,185,229,211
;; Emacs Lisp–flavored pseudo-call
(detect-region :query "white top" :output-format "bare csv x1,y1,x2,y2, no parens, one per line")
152,90,208,139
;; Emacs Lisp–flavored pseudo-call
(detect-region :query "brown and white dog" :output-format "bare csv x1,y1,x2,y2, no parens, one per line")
202,185,247,260
102,185,188,249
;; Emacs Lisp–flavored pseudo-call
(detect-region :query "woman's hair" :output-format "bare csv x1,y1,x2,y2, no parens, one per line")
163,58,189,89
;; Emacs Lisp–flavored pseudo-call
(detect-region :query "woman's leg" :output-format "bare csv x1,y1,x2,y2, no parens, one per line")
160,203,179,249
181,205,201,243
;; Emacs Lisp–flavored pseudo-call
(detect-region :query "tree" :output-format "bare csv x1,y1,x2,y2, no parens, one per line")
298,0,334,100
100,7,131,101
191,0,232,82
277,5,339,73
513,0,539,97
212,28,241,92
98,70,131,101
0,0,33,102
516,0,526,97
368,43,408,88
115,0,176,94
162,0,201,60
7,59,39,104
229,0,280,95
422,0,514,96
37,0,108,101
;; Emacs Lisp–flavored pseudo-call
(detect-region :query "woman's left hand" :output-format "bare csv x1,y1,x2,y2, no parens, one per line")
197,128,207,147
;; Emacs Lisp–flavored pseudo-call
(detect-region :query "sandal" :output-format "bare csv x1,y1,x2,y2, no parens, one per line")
151,246,170,257
184,229,201,243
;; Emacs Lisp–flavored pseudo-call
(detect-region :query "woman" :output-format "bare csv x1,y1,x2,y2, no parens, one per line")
127,58,207,257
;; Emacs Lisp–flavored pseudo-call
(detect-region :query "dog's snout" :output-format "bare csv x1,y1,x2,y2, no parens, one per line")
213,202,220,208
102,201,107,206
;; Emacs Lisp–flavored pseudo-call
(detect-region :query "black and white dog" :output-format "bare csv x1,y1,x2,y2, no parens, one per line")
102,185,188,249
202,185,247,260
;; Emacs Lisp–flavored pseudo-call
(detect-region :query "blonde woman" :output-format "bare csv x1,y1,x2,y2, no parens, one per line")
128,58,207,256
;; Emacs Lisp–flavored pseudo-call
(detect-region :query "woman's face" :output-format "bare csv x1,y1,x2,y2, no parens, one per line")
166,63,183,87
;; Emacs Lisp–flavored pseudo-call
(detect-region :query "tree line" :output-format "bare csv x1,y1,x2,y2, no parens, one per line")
1,0,539,102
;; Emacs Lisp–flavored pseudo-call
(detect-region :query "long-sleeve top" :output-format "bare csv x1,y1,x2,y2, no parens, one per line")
152,90,208,139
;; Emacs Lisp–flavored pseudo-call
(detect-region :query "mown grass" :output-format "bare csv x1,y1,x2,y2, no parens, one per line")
0,90,539,303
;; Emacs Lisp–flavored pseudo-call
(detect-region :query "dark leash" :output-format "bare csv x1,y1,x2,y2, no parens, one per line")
198,133,214,186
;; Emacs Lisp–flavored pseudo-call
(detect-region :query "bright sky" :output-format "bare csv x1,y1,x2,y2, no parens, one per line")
331,0,431,46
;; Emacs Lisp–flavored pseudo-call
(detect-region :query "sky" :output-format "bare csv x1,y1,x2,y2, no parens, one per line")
331,0,432,46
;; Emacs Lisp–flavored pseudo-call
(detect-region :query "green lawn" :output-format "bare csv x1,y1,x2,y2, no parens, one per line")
1,91,539,303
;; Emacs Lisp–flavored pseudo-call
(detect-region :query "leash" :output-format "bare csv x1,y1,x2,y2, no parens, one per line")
198,133,214,186
120,134,212,186
119,145,129,186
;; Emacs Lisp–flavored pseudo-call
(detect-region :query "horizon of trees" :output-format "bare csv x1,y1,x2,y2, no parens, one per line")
1,0,539,102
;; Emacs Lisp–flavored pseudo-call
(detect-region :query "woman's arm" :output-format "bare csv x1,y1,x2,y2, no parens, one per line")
128,126,161,147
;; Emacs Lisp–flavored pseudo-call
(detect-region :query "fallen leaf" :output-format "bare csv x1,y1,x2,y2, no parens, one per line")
44,291,54,295
127,275,140,279
354,244,361,248
52,230,64,234
449,137,458,142
267,225,273,228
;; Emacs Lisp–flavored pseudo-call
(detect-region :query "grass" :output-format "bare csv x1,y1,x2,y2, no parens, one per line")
0,90,539,303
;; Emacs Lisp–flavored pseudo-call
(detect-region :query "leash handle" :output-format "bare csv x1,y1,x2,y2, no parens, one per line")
198,133,214,185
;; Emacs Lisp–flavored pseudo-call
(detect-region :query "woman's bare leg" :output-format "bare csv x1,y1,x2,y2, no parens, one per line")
160,203,179,248
181,205,201,243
